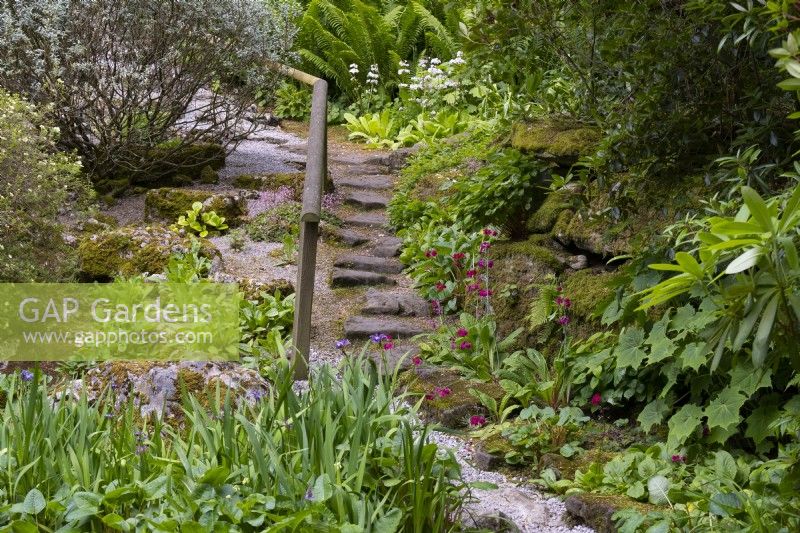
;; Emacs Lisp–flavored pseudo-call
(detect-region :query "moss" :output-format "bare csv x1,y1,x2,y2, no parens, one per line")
233,172,333,196
172,174,193,187
565,492,657,533
526,189,575,234
511,118,601,164
233,174,262,189
144,188,245,225
77,225,217,280
492,236,563,271
561,269,623,321
199,165,219,184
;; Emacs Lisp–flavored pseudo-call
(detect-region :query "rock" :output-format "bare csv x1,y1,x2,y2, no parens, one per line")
344,315,427,340
468,512,520,532
511,118,600,167
144,188,247,226
344,212,389,228
334,254,403,274
386,145,421,170
77,225,218,280
345,164,389,176
326,227,370,247
61,361,268,419
463,488,551,531
199,165,219,184
567,254,588,270
473,446,506,471
363,289,429,316
372,236,403,257
331,268,395,288
233,171,333,196
119,142,226,186
344,190,390,209
564,494,620,533
337,174,394,190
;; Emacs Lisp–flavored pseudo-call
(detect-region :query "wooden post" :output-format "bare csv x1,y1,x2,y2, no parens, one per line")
290,79,327,380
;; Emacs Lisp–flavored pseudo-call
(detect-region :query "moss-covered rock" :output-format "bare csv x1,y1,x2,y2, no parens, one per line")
511,118,601,166
131,142,225,186
526,188,576,234
77,225,218,280
232,171,333,196
199,165,219,184
561,269,622,321
399,367,505,428
565,493,656,533
144,188,246,226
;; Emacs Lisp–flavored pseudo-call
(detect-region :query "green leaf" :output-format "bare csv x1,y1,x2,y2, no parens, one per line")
745,403,780,444
626,481,645,500
777,78,800,90
709,492,742,517
741,186,773,232
725,247,762,274
752,294,779,367
679,343,708,371
637,398,670,433
704,388,746,432
674,252,704,279
714,451,738,481
647,475,670,505
373,508,402,533
667,404,703,450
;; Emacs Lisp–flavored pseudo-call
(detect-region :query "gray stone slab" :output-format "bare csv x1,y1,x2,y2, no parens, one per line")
372,236,402,257
344,212,388,228
334,255,403,274
344,190,390,209
343,315,427,339
337,174,394,190
331,268,395,288
363,289,429,316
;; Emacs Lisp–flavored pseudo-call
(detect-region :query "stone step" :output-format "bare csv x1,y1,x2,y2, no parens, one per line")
331,268,396,288
344,212,388,228
327,227,369,247
344,315,428,340
337,175,394,190
363,289,430,317
334,254,403,274
344,190,390,209
345,164,389,176
365,344,419,374
372,236,402,257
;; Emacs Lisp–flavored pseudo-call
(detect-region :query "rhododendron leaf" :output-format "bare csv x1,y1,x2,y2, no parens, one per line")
705,387,745,432
638,398,670,433
667,404,703,450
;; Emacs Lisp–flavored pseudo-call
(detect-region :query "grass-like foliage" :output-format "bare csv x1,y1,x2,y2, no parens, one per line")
0,356,466,531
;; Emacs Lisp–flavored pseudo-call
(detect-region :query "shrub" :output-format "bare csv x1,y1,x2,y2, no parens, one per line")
0,91,92,282
0,0,296,181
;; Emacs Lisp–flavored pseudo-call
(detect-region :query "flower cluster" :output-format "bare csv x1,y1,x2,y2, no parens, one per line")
671,454,687,463
469,415,486,427
424,386,452,400
398,53,466,111
321,191,343,211
590,392,602,406
370,333,394,350
335,338,350,351
247,185,295,217
554,287,572,327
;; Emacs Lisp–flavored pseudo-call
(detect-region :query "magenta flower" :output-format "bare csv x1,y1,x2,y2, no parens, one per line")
482,228,493,236
558,315,570,325
425,249,438,258
556,285,563,292
412,355,423,366
456,327,469,337
452,252,466,261
431,299,442,316
671,455,687,463
590,392,602,406
383,342,394,350
478,289,493,297
470,415,487,427
459,340,472,350
563,298,572,308
479,242,491,253
425,392,435,401
436,386,451,398
435,281,446,292
467,283,481,292
466,269,477,278
555,296,564,305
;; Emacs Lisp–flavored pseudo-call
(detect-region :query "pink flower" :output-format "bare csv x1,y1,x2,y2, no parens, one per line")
466,269,477,278
456,327,469,337
671,455,687,463
487,260,494,268
477,259,487,268
452,252,466,261
412,355,423,366
459,340,472,350
563,298,572,308
436,386,451,398
470,415,487,427
431,299,442,316
478,289,493,297
435,281,446,292
425,392,435,401
479,242,491,253
555,296,564,305
482,228,493,236
590,392,602,406
558,315,570,325
425,249,438,258
383,342,394,350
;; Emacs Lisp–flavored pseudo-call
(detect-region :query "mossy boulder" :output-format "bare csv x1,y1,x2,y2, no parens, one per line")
199,165,219,184
233,171,333,195
77,225,218,280
511,118,601,166
565,493,656,533
61,362,268,419
128,142,225,186
399,367,505,428
525,188,576,234
561,269,623,321
144,188,246,226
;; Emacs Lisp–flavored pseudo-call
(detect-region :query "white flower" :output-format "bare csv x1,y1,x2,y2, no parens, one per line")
430,57,441,65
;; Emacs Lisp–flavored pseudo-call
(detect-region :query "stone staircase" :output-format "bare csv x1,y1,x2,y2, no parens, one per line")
328,158,431,359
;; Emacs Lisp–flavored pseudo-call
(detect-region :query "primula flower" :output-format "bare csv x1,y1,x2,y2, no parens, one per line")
469,415,487,427
431,299,442,316
20,369,33,382
555,296,564,305
478,289,493,297
425,249,438,258
436,386,451,398
590,392,602,406
479,242,491,253
477,259,487,268
466,269,477,278
383,341,394,350
482,228,493,236
335,338,351,350
459,340,472,350
452,252,466,261
558,315,570,326
563,298,572,308
671,455,687,463
412,355,423,366
435,281,446,292
556,285,563,293
425,392,435,401
456,328,469,337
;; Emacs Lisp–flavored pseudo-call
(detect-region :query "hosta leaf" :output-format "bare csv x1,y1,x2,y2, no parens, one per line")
705,388,746,432
709,491,743,517
667,404,703,450
638,398,670,432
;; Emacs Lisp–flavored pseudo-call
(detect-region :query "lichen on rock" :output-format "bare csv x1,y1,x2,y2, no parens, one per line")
511,118,601,166
144,188,247,226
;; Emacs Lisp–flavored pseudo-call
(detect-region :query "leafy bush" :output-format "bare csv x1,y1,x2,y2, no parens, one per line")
0,357,468,531
272,81,312,120
173,202,229,238
0,91,92,282
240,290,295,348
247,202,341,243
0,0,295,180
